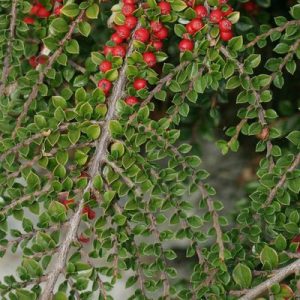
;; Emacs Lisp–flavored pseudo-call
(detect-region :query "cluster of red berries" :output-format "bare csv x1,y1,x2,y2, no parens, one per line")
24,0,63,24
179,0,234,50
97,0,172,106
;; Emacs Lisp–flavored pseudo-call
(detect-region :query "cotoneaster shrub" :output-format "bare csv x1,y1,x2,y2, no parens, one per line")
0,0,299,299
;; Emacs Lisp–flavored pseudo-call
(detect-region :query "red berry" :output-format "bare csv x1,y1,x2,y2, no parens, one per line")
186,22,195,35
153,26,168,40
178,39,194,52
190,18,203,32
103,45,114,55
158,1,171,15
36,6,51,18
112,45,126,57
98,79,112,95
24,17,35,24
99,60,112,72
150,20,163,32
220,30,233,41
54,6,62,16
123,0,136,4
37,55,48,64
111,32,124,44
151,39,163,50
292,235,300,253
134,27,150,43
124,15,137,29
88,209,96,220
78,234,90,243
194,5,208,18
61,198,75,208
210,9,223,23
116,25,131,39
30,5,40,15
143,52,157,67
125,96,139,105
29,56,38,68
243,1,258,12
219,19,232,32
133,78,147,90
222,4,234,16
219,0,228,4
122,4,136,16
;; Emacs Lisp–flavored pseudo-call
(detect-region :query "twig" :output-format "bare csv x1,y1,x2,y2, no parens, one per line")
0,0,18,97
245,20,300,49
12,10,85,138
199,183,225,261
239,258,300,300
263,153,300,207
39,24,139,300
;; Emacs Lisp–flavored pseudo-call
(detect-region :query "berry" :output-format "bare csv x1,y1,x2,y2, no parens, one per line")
186,22,195,35
243,1,258,13
190,18,203,32
123,0,136,4
194,5,208,18
134,27,150,43
116,25,131,39
178,39,194,52
36,6,51,18
222,4,234,16
82,206,96,220
151,39,163,50
111,32,124,44
125,15,137,29
220,30,233,41
112,45,126,57
78,234,90,243
143,52,157,67
219,19,232,32
219,0,228,4
122,4,136,16
103,45,114,55
61,198,75,208
133,78,147,90
150,20,163,32
37,55,48,64
99,60,112,73
210,9,223,23
54,6,62,16
30,5,40,15
29,56,38,68
158,1,171,15
125,96,139,105
153,26,168,40
24,17,35,24
98,79,112,95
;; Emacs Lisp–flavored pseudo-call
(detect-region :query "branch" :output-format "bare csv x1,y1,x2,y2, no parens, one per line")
0,0,18,97
39,24,139,300
245,20,300,49
239,258,300,300
263,153,300,207
12,10,85,138
199,183,225,261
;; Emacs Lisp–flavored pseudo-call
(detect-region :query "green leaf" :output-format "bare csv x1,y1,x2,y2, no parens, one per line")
85,124,101,140
275,234,287,251
61,3,79,17
291,4,300,19
287,131,300,147
16,289,37,300
50,18,69,33
232,263,252,288
48,201,67,222
170,0,187,11
53,291,68,300
228,36,243,51
65,39,80,54
109,120,123,137
22,258,43,278
260,245,278,269
86,3,99,19
78,21,91,37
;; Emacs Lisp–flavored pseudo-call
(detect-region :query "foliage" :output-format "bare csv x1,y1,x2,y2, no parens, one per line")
0,0,299,299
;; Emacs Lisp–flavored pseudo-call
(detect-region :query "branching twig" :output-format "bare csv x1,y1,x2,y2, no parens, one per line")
0,0,18,97
263,153,300,207
12,10,85,138
39,24,139,300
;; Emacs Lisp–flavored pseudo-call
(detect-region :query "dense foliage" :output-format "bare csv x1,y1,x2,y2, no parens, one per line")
0,0,299,299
